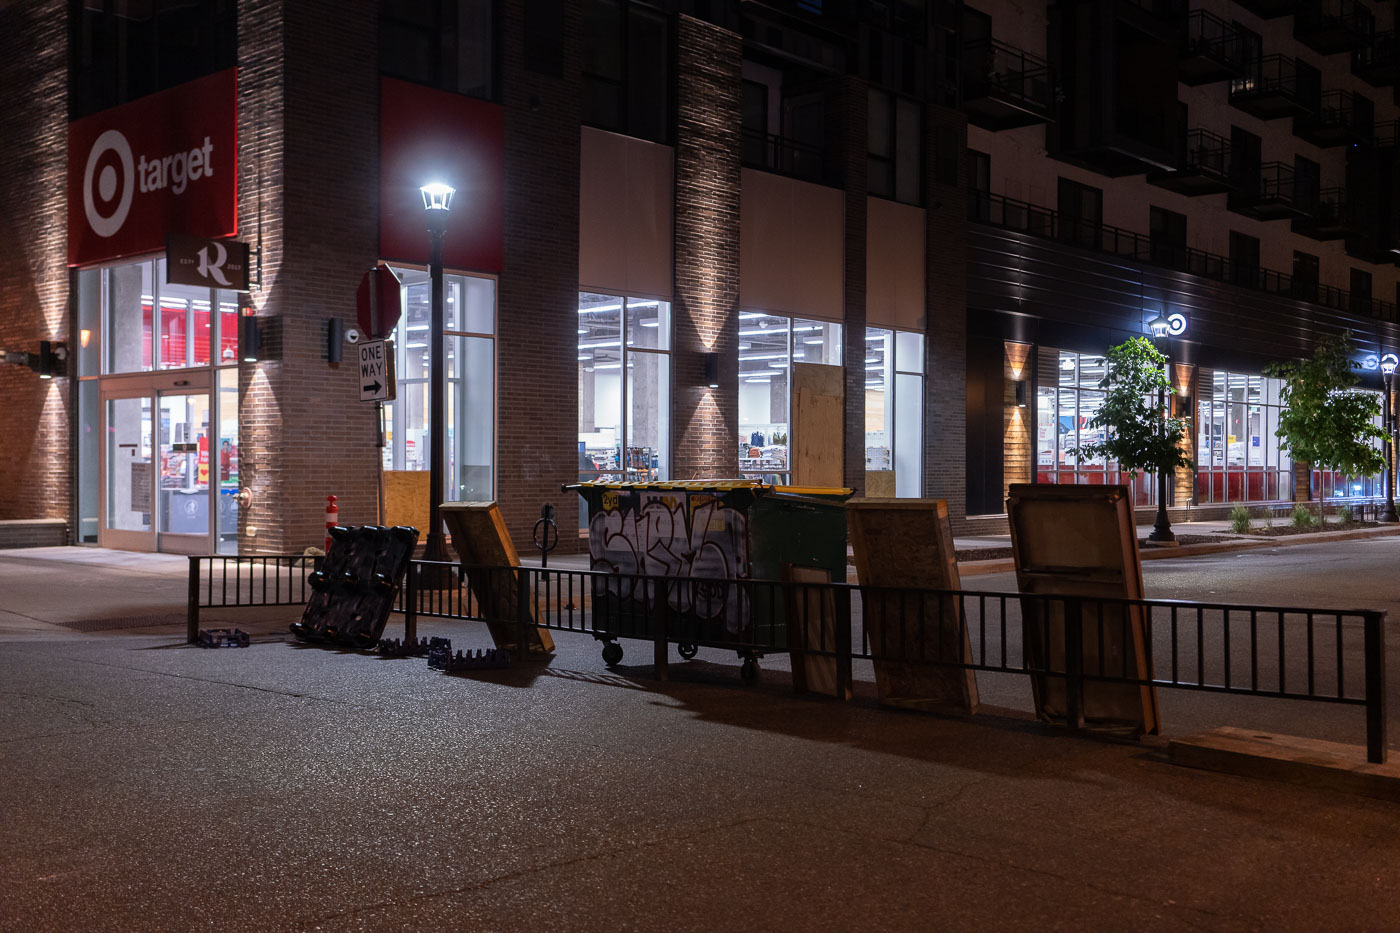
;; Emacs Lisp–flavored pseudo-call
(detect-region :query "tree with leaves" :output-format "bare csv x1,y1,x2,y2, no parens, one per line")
1073,337,1194,541
1265,331,1386,523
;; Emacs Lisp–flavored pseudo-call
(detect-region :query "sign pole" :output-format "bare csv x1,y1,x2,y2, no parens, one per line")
376,399,387,526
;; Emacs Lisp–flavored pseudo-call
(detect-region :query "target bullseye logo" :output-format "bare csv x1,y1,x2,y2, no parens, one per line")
82,129,135,238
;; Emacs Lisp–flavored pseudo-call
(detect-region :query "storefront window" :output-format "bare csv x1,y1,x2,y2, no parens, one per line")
382,267,497,503
578,292,671,494
1037,350,1156,506
1196,369,1291,504
864,327,924,497
738,313,843,483
99,258,238,375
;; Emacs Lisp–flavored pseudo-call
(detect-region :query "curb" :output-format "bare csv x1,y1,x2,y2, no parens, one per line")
1168,727,1400,803
956,524,1400,575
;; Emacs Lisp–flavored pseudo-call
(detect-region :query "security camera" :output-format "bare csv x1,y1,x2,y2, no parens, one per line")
345,328,361,345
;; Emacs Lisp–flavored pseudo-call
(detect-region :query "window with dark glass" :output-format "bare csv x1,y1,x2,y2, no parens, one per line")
868,88,922,205
1230,126,1261,193
1293,251,1320,301
1352,268,1373,314
380,0,498,100
582,0,670,144
968,148,990,222
1230,231,1259,288
70,0,237,120
1149,206,1187,268
1058,177,1102,250
1231,22,1261,94
1294,154,1321,211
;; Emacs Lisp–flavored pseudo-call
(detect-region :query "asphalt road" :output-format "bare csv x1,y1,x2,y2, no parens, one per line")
3,543,1400,931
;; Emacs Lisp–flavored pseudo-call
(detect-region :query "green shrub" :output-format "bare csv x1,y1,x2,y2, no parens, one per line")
1291,505,1317,528
1338,504,1356,525
1229,505,1252,534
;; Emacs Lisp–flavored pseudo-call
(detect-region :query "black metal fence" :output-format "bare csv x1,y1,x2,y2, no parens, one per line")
186,554,321,643
395,561,1388,764
182,556,1388,763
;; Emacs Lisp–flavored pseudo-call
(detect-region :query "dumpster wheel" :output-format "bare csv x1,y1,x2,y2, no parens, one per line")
740,658,759,685
602,641,624,666
677,642,698,660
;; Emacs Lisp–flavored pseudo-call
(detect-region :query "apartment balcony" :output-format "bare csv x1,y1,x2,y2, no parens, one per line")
1230,56,1312,120
1293,188,1363,240
1147,128,1233,195
1353,31,1399,87
1228,162,1311,220
741,129,834,186
1295,0,1375,56
1294,89,1373,148
968,189,1396,321
1232,0,1294,19
961,38,1055,131
1178,10,1247,86
1376,120,1400,148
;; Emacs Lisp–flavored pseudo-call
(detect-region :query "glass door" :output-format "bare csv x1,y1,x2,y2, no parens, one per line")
99,372,215,554
102,393,156,552
156,391,213,554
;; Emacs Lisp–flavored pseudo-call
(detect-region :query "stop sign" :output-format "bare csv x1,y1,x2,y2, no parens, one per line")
356,264,403,339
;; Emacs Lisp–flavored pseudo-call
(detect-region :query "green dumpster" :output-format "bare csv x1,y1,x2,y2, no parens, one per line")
566,480,851,677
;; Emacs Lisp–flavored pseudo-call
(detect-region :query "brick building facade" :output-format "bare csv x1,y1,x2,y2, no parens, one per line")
5,0,1400,558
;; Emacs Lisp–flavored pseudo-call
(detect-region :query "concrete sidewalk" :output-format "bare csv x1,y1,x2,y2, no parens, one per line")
3,544,1400,930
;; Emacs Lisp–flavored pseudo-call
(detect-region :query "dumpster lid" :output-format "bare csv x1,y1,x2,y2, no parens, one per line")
564,479,853,496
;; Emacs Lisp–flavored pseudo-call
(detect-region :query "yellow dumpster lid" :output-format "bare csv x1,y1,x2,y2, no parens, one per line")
567,480,852,496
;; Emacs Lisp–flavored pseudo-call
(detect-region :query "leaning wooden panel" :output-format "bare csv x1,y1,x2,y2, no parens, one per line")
781,564,846,699
846,498,978,714
440,502,555,654
1005,484,1159,736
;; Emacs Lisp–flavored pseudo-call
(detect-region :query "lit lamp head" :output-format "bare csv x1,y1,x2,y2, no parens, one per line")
1146,314,1170,339
1382,353,1398,378
420,182,455,237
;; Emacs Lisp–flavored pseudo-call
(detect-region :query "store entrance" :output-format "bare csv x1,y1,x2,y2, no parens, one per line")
99,373,234,554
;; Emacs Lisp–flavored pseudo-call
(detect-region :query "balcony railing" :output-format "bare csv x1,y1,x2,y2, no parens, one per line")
960,37,1054,130
967,189,1397,323
1296,88,1372,147
1353,30,1398,88
1148,128,1233,195
1230,55,1310,119
1296,0,1376,55
1179,10,1247,85
741,128,831,186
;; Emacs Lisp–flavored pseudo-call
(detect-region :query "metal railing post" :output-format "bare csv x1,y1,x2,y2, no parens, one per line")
187,556,201,643
653,578,670,681
404,562,418,644
836,584,854,702
1064,597,1085,731
1365,611,1388,764
515,566,532,657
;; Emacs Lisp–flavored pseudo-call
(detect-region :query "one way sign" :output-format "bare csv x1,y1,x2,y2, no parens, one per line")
358,340,396,402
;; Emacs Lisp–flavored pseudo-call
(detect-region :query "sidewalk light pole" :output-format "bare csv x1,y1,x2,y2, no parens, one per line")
1146,313,1175,543
1382,353,1398,523
420,182,455,564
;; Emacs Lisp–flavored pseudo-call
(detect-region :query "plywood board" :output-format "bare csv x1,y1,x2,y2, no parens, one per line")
846,498,979,714
1005,484,1159,735
793,363,844,488
782,564,845,699
864,471,895,498
384,471,430,534
440,502,555,654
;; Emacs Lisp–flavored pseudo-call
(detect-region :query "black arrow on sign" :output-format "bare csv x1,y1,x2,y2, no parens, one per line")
362,380,382,394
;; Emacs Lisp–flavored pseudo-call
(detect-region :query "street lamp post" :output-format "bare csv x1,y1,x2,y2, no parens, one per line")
1146,314,1175,544
420,182,455,565
1382,353,1398,523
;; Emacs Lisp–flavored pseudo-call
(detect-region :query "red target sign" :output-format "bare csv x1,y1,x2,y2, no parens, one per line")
68,69,238,267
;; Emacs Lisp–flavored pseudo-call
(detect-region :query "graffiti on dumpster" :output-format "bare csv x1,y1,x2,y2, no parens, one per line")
588,490,748,630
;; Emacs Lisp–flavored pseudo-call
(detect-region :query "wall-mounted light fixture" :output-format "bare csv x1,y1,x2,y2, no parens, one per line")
35,341,67,380
240,313,260,363
1014,379,1027,408
1174,394,1193,418
327,318,344,364
703,352,719,388
79,329,91,349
